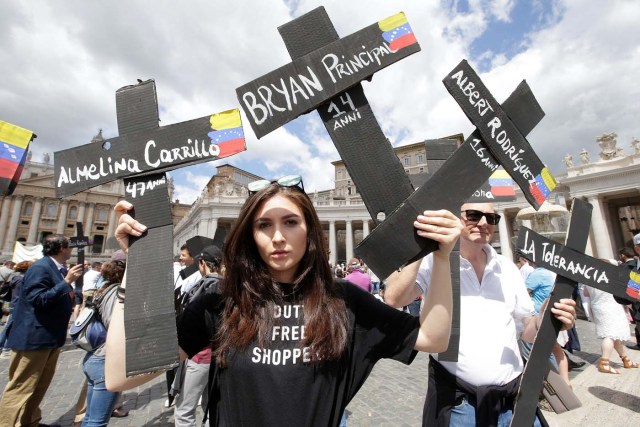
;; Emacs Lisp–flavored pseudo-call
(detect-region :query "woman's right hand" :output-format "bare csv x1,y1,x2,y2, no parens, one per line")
114,200,148,253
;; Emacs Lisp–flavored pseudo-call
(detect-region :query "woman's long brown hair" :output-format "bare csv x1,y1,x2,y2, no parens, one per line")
214,184,348,366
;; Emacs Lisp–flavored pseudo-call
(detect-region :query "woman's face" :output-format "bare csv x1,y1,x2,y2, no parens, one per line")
253,194,308,283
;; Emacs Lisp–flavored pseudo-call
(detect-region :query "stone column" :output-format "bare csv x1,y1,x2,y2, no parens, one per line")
362,219,370,239
587,196,614,259
56,200,69,234
84,203,95,236
329,220,337,266
496,208,512,261
27,197,43,243
208,217,218,238
105,206,118,254
0,197,13,251
345,220,353,262
3,195,23,253
77,202,86,226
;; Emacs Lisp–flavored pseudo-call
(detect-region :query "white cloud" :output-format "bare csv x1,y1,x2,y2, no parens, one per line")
2,0,638,204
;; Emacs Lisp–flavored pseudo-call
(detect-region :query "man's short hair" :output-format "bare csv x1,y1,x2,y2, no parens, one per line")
43,234,70,256
180,243,190,256
91,261,102,269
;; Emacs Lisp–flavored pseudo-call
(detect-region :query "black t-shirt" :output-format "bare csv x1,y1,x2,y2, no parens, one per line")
178,279,419,427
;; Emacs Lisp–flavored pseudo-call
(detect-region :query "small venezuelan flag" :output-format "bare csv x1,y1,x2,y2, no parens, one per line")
529,167,557,205
488,169,515,197
0,120,34,196
627,271,640,300
378,12,417,51
208,109,246,159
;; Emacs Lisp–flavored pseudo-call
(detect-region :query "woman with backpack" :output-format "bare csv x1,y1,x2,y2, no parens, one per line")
106,175,462,425
80,259,125,426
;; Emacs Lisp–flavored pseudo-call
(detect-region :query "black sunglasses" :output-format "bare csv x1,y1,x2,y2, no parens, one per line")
247,175,304,195
461,209,501,225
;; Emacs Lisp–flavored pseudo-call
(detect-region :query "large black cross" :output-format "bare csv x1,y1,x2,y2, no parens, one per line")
355,61,553,360
69,221,91,289
237,7,418,222
511,197,634,426
356,60,556,279
54,80,246,375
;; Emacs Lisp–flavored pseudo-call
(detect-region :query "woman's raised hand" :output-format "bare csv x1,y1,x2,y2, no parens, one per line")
413,210,462,258
114,200,148,253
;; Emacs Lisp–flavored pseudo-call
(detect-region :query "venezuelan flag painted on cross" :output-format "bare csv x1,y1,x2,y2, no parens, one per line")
529,167,557,206
627,271,640,300
488,169,515,197
207,109,246,159
378,12,417,51
0,120,34,196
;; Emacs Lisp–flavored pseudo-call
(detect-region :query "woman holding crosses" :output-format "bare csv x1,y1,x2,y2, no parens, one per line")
105,174,462,425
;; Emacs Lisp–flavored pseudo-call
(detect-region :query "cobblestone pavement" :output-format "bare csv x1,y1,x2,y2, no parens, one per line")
0,319,638,426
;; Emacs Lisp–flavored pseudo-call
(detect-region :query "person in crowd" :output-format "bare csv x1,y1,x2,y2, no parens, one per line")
585,259,639,374
82,261,102,305
368,267,381,294
165,244,203,408
174,245,223,427
385,202,577,426
80,259,127,425
524,263,572,385
0,261,33,358
515,252,534,282
344,258,371,293
0,234,83,427
619,239,640,350
106,174,462,425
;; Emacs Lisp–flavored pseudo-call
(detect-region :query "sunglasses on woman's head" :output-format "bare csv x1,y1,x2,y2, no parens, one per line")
461,209,501,225
247,175,304,195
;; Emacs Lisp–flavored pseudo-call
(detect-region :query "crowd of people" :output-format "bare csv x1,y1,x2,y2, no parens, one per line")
0,180,638,426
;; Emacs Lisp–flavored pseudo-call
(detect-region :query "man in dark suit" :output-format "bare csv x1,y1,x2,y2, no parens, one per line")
0,234,83,427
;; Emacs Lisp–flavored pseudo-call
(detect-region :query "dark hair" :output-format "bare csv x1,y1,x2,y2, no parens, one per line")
101,260,125,285
43,234,69,256
180,243,190,256
619,247,634,258
91,261,102,269
214,184,347,366
13,260,33,273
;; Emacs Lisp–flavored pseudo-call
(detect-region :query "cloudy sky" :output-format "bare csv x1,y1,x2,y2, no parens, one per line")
1,0,638,204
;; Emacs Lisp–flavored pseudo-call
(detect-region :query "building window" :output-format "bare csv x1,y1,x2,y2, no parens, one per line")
69,206,77,220
404,157,410,166
46,202,57,217
96,207,108,222
337,170,342,179
418,154,424,163
419,167,424,173
23,201,33,216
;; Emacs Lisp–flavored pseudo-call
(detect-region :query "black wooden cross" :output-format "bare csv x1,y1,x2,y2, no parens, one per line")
354,62,553,360
237,7,418,222
511,197,634,426
356,60,556,279
69,221,91,290
54,79,246,375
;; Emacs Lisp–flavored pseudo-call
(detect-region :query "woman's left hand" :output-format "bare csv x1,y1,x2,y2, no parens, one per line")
413,210,462,258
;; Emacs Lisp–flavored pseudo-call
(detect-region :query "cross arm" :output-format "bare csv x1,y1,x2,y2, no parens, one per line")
237,11,421,138
356,80,545,279
443,60,555,209
518,226,630,299
54,109,244,197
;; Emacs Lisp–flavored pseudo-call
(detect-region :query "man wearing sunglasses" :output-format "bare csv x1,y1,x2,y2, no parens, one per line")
385,202,577,426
